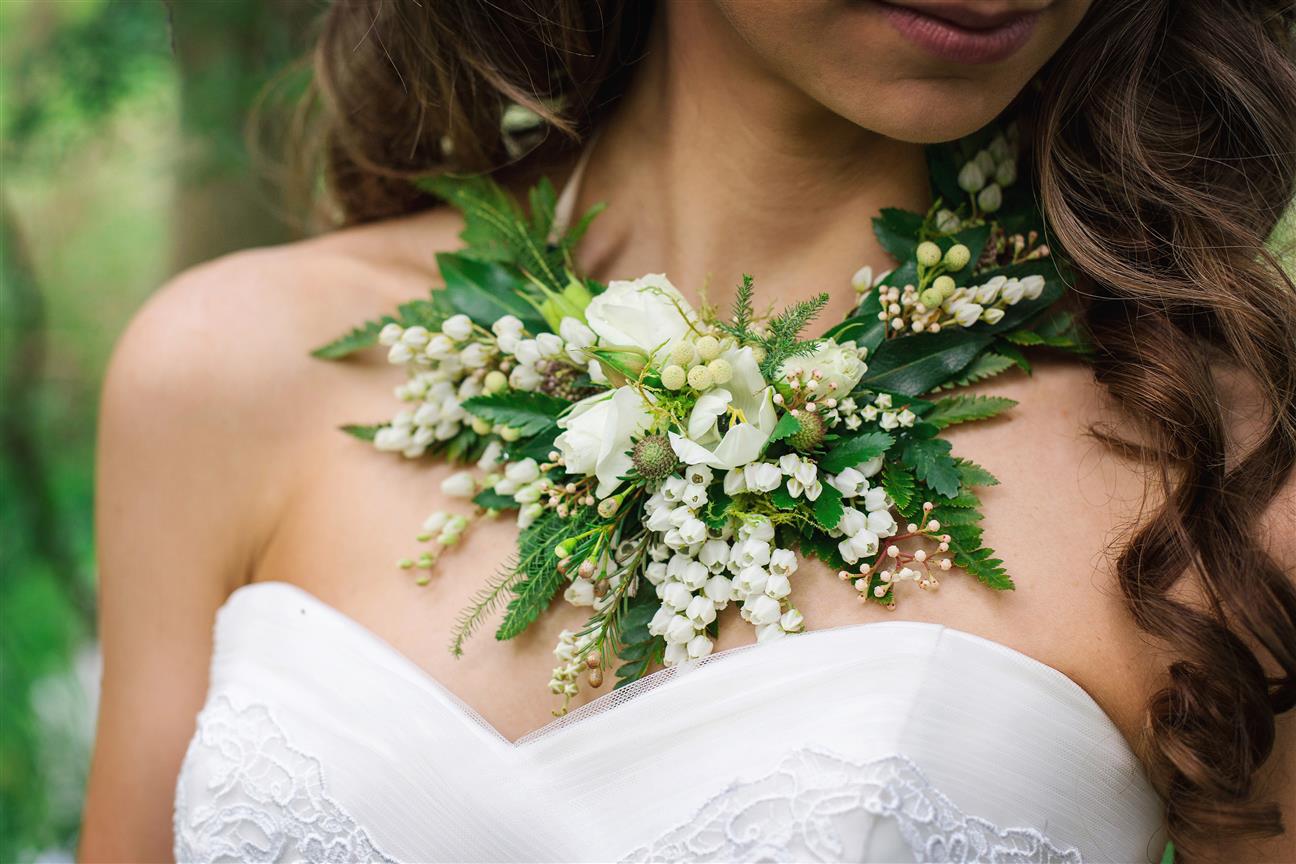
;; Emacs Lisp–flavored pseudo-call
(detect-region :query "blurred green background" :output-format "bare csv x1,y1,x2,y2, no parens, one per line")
2,2,1295,862
1,1,317,858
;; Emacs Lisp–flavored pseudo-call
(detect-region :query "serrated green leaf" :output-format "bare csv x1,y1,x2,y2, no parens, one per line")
823,289,885,352
929,505,984,527
937,351,1017,391
341,423,380,442
812,482,844,531
818,431,895,473
701,488,733,530
881,461,916,514
956,458,999,487
312,316,397,359
992,340,1032,373
901,436,961,499
924,394,1017,429
461,391,571,437
1002,329,1045,346
859,331,992,397
767,412,802,447
771,483,798,510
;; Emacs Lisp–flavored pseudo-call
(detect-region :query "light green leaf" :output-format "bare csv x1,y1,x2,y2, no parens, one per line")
924,394,1017,429
461,391,571,437
901,436,961,499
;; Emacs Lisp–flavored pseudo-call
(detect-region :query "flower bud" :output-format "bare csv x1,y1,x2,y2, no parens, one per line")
470,416,493,436
483,370,508,393
695,335,721,362
958,161,986,193
661,364,687,390
994,159,1017,187
668,340,695,367
977,183,1003,213
935,209,960,233
498,425,521,442
932,275,956,296
851,265,874,293
919,287,945,309
974,149,996,176
687,365,714,390
707,357,733,385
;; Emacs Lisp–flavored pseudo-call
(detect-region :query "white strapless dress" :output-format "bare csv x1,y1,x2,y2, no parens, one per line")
172,582,1164,863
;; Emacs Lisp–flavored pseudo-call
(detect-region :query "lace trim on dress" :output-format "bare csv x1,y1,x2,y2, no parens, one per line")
174,694,395,864
619,748,1083,864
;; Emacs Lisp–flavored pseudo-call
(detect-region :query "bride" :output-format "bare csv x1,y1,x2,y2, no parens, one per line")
81,1,1296,862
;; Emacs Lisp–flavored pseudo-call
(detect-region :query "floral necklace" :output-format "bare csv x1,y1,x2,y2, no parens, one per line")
315,121,1086,713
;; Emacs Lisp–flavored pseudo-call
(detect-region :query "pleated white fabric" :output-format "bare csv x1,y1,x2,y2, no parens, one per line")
173,582,1164,863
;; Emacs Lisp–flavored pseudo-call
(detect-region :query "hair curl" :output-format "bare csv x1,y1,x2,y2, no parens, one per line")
302,0,1296,854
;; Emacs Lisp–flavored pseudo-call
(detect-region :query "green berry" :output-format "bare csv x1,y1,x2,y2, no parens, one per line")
632,434,680,482
943,244,970,271
788,411,827,452
661,365,687,390
919,288,945,309
932,275,956,296
916,241,941,268
483,370,508,393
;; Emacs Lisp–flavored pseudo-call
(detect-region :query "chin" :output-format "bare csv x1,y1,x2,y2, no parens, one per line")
841,82,1021,144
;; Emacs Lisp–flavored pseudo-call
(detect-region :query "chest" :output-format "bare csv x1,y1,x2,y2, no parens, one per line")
253,350,1160,743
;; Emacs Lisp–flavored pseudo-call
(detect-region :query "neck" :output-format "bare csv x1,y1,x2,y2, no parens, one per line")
570,1,931,322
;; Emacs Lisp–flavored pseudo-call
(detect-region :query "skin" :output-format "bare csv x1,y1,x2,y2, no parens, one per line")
82,1,1294,861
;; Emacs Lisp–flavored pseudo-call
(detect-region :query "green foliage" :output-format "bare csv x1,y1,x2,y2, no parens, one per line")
614,588,665,687
945,523,1013,590
449,568,521,657
872,208,925,262
766,412,802,448
881,461,917,515
955,458,1000,488
822,289,885,353
437,252,547,333
461,391,572,437
935,351,1017,391
901,434,962,499
812,482,844,531
718,275,829,379
341,424,380,442
923,395,1017,429
818,431,894,474
859,331,993,396
497,508,597,640
473,489,517,511
311,299,451,360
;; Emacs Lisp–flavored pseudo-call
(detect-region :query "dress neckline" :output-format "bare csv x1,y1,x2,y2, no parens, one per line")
223,579,1130,754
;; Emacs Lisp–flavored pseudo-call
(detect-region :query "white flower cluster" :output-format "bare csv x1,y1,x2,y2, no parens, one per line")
494,315,600,393
633,464,809,667
375,314,486,457
549,628,596,698
878,270,1045,337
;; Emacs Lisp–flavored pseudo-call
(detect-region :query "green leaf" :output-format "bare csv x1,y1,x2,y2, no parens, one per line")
859,331,992,397
771,484,798,510
924,394,1017,429
937,351,1017,391
818,431,895,473
1160,841,1176,864
992,340,1032,373
701,488,733,530
812,482,844,531
767,412,802,447
473,489,517,510
823,289,885,353
956,458,999,487
949,539,1013,590
873,208,925,262
461,391,571,437
901,436,961,499
881,461,917,514
340,423,380,442
311,316,396,359
437,252,548,333
796,525,849,571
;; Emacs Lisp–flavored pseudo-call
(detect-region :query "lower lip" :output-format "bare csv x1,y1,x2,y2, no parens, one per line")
879,3,1040,65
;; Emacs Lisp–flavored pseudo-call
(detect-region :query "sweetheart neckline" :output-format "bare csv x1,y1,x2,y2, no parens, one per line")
223,579,1128,753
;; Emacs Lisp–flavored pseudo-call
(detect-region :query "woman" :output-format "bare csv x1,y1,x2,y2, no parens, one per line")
81,0,1296,861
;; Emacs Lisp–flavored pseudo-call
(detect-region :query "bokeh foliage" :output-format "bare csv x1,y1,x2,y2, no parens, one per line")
1,1,315,858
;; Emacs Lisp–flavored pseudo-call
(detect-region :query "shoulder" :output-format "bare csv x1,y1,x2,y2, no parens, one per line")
98,207,467,562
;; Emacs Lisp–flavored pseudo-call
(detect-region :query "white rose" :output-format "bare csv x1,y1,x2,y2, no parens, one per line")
554,387,654,498
583,274,695,357
778,339,867,396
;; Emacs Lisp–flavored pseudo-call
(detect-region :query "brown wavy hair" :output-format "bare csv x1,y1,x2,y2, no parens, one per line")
300,0,1296,855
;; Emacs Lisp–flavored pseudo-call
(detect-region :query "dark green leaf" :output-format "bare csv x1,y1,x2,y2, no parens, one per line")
859,331,992,397
818,431,895,473
767,412,802,447
823,290,885,353
462,391,571,437
701,488,733,530
436,252,548,332
956,458,999,487
473,489,517,510
881,461,916,514
937,351,1017,391
771,484,797,510
873,208,925,262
